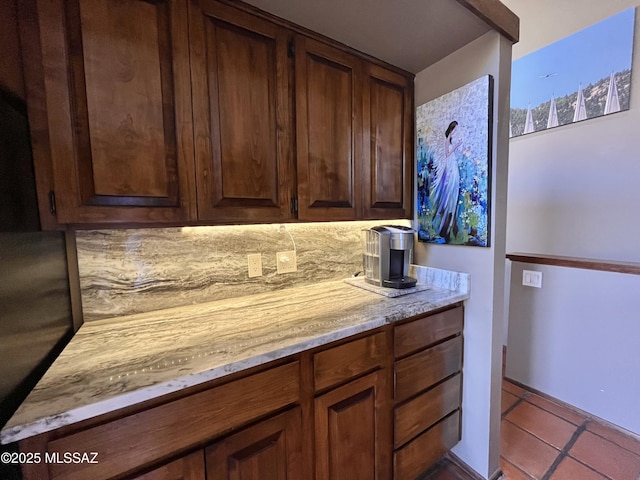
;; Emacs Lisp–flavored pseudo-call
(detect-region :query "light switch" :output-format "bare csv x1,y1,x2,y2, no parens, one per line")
522,269,542,288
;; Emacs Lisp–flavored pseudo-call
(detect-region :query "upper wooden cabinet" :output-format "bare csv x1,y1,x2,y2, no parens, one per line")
296,39,413,221
362,64,413,219
21,0,413,227
189,0,294,223
295,36,362,221
23,0,197,225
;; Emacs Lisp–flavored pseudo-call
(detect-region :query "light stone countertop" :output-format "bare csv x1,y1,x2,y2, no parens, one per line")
1,267,469,445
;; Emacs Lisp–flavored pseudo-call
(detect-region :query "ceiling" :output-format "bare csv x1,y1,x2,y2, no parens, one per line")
244,0,493,73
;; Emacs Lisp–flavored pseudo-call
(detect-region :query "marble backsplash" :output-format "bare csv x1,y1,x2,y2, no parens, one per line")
76,220,411,321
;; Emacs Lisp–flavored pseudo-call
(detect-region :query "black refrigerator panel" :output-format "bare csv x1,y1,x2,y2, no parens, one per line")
0,88,40,232
0,88,75,435
0,232,74,428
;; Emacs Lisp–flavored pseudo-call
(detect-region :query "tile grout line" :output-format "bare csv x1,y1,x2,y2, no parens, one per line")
502,381,640,480
521,395,585,428
501,391,528,418
501,417,564,479
540,420,588,480
505,378,640,450
567,419,625,480
586,424,640,461
499,455,536,480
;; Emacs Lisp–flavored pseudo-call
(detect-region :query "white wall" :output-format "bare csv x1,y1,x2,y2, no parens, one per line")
413,30,512,479
502,0,640,435
506,263,640,435
503,0,640,261
501,0,640,345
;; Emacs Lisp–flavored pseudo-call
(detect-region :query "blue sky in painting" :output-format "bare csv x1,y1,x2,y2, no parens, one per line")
511,8,635,109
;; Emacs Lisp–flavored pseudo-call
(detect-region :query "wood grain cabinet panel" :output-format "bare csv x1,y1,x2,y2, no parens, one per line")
27,0,196,224
395,336,462,403
46,362,300,480
189,0,293,222
394,410,461,480
394,374,461,448
391,307,463,477
362,64,413,219
206,408,303,480
132,451,205,480
313,332,385,391
394,306,463,358
22,0,414,227
314,371,386,480
295,35,362,221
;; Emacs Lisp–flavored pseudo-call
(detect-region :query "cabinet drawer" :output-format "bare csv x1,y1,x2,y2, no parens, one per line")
46,362,300,480
393,410,461,480
313,332,386,391
394,374,461,448
394,306,463,358
394,335,462,403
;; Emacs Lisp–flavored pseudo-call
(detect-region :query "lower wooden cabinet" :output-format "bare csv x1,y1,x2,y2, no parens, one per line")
206,408,303,480
394,374,461,449
394,410,461,480
132,451,205,480
129,409,303,480
392,305,464,480
314,371,385,480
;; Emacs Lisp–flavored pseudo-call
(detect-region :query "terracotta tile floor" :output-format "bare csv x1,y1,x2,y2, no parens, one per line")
423,379,640,480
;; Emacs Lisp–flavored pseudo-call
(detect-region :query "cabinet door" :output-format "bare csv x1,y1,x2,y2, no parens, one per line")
314,371,387,480
31,0,196,224
190,0,293,223
132,451,205,480
362,64,413,219
205,408,303,480
295,35,362,221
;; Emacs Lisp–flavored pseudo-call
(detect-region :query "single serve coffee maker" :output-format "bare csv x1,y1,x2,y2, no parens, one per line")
362,225,417,289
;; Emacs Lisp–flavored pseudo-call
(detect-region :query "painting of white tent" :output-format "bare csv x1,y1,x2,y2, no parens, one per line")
510,8,635,138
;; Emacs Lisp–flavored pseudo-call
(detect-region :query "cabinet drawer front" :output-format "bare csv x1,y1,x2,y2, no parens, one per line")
47,362,300,480
394,306,463,358
394,336,462,403
394,410,460,480
394,374,461,448
313,332,385,391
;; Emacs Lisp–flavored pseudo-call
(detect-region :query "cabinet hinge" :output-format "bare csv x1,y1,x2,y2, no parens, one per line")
287,40,295,58
290,196,298,214
48,191,57,216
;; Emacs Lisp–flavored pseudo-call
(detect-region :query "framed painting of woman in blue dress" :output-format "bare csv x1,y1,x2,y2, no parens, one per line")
416,75,493,247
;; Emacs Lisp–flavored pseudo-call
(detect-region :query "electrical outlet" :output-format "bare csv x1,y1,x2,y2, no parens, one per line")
522,269,542,288
247,254,262,278
276,251,297,274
